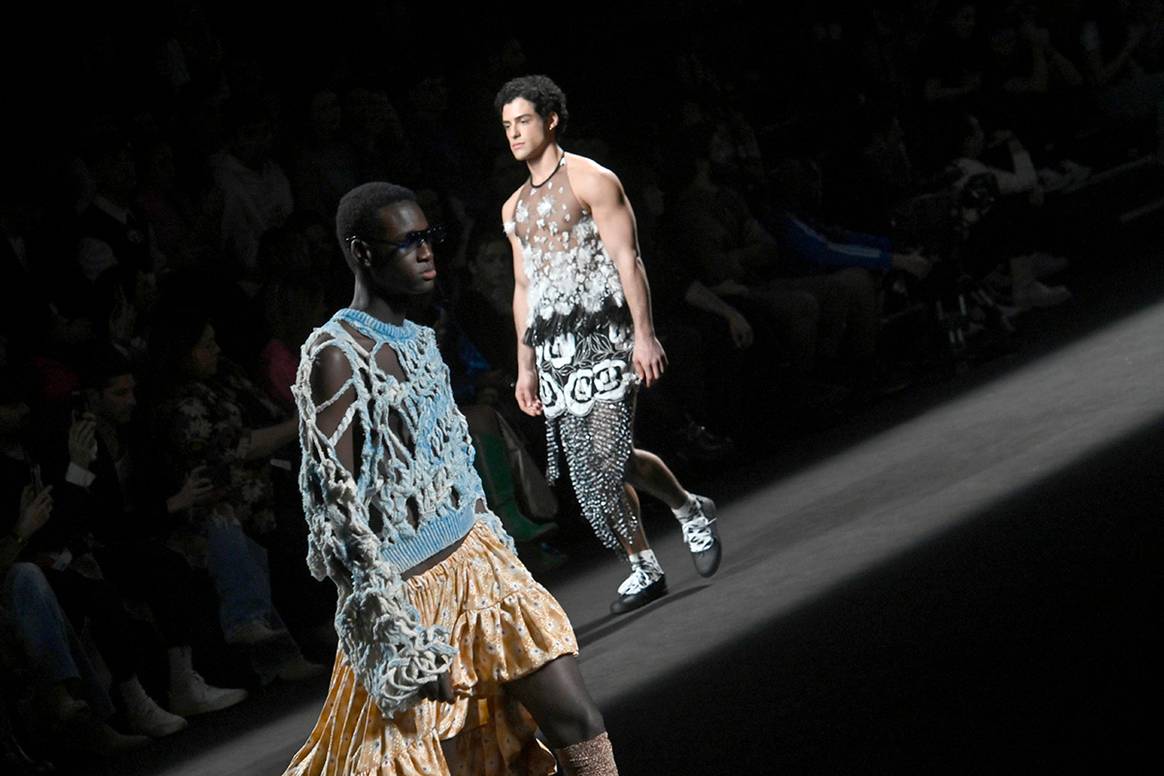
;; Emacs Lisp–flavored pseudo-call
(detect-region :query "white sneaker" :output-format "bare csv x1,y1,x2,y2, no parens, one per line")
275,654,327,682
611,559,667,614
1030,252,1069,279
1013,281,1072,309
169,672,249,717
678,495,723,577
225,619,283,645
616,564,661,596
124,690,188,737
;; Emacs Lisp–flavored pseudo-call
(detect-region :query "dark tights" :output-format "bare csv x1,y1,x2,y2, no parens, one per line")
504,655,606,749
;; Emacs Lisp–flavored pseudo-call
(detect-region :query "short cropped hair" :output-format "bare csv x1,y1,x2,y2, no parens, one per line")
494,75,568,137
334,182,417,261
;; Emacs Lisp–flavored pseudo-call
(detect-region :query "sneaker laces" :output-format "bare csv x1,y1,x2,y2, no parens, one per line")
681,514,716,552
617,564,659,595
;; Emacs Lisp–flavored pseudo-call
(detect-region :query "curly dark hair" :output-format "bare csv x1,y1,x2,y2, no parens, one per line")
334,182,417,263
493,74,569,137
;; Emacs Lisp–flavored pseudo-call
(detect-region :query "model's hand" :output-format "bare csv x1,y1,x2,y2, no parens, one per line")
16,484,53,540
418,671,455,703
514,370,543,417
634,335,668,388
725,310,754,349
68,415,98,469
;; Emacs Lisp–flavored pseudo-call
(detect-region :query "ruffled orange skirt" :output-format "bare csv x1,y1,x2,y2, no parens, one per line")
283,522,579,776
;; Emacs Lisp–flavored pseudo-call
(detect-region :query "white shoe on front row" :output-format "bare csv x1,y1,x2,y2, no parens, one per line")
169,671,249,717
124,687,189,737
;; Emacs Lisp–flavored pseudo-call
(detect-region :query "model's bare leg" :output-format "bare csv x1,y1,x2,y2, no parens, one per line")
625,450,723,579
623,448,686,509
505,656,618,774
615,485,650,555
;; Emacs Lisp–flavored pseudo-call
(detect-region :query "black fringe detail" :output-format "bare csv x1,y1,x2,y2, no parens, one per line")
522,299,632,346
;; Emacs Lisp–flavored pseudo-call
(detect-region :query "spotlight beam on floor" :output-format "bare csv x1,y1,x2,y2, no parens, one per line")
556,298,1164,709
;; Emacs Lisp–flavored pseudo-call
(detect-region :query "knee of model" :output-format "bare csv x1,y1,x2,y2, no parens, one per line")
543,700,606,748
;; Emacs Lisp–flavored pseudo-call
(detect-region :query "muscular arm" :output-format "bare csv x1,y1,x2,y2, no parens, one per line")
502,195,543,416
573,161,667,385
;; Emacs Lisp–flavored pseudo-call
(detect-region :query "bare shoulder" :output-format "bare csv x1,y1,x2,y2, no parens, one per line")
308,343,351,399
501,187,522,222
566,153,624,207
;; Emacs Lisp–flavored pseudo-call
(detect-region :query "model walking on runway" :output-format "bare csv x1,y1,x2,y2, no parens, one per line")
497,75,722,614
283,182,618,775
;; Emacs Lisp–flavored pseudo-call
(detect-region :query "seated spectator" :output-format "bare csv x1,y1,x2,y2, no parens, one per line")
209,101,294,283
76,129,164,286
290,89,358,228
981,4,1084,156
344,86,420,187
257,269,327,413
0,396,208,739
136,136,222,273
915,1,989,167
75,129,163,339
825,103,917,234
0,186,86,360
60,348,254,711
767,157,931,401
947,113,1072,310
3,512,149,758
919,2,987,110
1079,0,1164,156
665,127,825,411
147,302,323,682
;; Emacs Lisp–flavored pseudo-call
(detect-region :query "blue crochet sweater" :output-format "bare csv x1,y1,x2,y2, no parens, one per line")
292,308,513,716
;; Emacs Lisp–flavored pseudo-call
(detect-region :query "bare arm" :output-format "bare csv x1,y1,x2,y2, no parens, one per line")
1083,22,1144,85
503,195,543,416
303,340,456,706
242,417,298,461
573,162,667,386
684,280,754,349
923,74,982,104
1004,29,1049,94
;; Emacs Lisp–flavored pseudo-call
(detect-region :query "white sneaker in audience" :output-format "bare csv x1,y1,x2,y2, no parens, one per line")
169,671,249,717
276,654,327,682
226,618,283,645
120,677,189,737
1030,252,1069,279
1013,280,1072,309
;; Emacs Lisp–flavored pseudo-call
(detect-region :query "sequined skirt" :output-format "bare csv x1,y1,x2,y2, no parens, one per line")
282,522,578,776
535,323,640,551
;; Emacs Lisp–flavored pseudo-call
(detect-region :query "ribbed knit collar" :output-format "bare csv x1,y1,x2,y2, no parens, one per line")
335,307,417,342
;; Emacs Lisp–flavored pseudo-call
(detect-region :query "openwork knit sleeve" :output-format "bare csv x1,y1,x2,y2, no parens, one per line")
292,332,455,717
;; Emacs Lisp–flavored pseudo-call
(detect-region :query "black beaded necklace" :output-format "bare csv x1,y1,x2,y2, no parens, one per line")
529,152,566,189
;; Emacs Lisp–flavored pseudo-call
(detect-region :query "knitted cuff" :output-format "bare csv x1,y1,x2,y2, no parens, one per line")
554,731,619,776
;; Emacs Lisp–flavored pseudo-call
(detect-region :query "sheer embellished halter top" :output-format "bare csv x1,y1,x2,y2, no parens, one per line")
504,153,631,345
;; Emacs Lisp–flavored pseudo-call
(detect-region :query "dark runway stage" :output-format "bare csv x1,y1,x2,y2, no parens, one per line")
78,224,1164,775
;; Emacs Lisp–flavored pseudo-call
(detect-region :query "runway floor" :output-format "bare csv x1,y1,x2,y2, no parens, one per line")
67,222,1164,775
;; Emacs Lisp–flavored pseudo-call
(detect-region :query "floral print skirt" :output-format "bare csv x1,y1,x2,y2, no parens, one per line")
283,522,578,776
